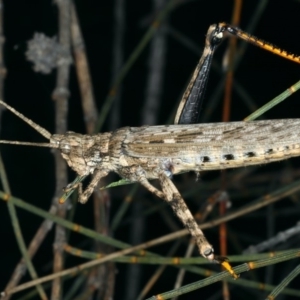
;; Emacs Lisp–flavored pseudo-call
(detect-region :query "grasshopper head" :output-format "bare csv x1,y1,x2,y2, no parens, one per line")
51,132,103,176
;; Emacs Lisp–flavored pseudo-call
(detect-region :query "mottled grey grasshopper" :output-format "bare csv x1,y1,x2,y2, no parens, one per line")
1,23,300,277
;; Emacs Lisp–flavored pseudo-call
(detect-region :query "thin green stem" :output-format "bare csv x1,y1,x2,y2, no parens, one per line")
244,80,300,121
0,156,47,299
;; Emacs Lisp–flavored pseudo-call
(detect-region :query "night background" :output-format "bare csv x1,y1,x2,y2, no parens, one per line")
0,0,300,299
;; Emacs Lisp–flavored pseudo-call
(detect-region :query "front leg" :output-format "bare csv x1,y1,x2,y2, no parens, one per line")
134,167,214,261
77,169,109,204
64,170,108,204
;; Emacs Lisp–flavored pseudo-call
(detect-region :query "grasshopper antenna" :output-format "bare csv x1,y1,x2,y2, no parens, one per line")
0,100,57,148
0,100,51,139
0,140,57,148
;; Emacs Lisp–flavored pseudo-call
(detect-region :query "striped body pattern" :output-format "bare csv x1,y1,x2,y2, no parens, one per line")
52,119,300,182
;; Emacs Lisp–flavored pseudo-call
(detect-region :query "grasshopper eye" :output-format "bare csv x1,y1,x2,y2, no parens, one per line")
60,142,71,154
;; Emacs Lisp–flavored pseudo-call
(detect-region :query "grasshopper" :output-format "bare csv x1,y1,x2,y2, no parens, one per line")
1,23,300,277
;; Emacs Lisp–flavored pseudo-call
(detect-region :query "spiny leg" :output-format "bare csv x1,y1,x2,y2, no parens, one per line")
136,169,214,261
158,173,239,278
60,175,87,204
137,176,165,199
158,172,214,260
130,165,166,199
64,170,108,204
78,169,108,204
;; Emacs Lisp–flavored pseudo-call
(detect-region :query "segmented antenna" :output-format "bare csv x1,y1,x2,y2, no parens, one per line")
219,22,300,64
0,100,57,148
0,100,51,139
0,140,56,147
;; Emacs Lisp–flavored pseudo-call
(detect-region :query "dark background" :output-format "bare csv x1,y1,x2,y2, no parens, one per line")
1,0,300,299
